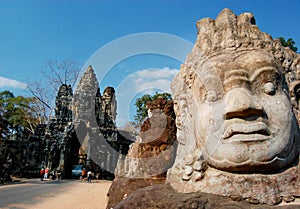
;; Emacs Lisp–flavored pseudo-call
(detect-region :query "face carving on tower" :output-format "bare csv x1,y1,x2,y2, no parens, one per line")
191,50,299,172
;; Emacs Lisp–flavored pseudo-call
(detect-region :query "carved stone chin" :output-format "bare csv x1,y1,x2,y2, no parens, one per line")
167,8,300,205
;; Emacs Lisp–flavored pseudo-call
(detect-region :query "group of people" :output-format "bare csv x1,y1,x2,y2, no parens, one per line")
39,167,61,181
40,167,92,182
80,168,92,183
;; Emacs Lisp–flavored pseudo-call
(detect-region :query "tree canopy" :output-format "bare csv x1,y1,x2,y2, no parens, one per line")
0,90,40,140
278,37,298,52
133,92,172,125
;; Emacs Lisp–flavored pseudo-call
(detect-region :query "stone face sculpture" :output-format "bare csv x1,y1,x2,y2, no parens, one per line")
167,8,300,205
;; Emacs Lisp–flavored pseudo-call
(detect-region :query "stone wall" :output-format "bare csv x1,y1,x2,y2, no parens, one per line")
0,137,43,182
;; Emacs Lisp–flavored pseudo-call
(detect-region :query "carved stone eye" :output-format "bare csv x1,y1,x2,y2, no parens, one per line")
264,82,276,95
205,90,218,102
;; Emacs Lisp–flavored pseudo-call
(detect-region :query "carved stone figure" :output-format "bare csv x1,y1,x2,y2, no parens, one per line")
55,84,73,119
167,8,300,205
107,97,177,209
114,97,177,179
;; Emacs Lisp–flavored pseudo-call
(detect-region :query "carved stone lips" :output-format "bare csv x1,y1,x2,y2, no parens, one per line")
223,121,270,142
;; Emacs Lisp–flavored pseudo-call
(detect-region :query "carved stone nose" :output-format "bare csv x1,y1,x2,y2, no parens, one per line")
224,88,263,119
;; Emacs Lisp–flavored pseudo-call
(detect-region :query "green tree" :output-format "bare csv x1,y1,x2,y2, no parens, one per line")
0,90,14,138
0,90,40,140
133,92,172,125
278,37,298,52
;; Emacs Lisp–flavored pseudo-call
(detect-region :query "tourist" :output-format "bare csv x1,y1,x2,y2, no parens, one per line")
44,167,49,180
87,170,92,183
80,168,87,182
56,170,61,181
40,168,45,181
51,170,56,180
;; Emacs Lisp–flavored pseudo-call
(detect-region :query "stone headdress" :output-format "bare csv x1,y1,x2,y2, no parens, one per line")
168,9,300,205
171,8,300,160
169,8,300,185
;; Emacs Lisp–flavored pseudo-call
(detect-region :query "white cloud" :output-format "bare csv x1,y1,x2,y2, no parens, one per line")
133,67,179,93
136,78,174,92
115,67,180,127
135,67,179,80
0,76,28,90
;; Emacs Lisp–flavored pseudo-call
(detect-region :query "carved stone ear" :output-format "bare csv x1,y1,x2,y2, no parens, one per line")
294,83,300,105
290,81,300,104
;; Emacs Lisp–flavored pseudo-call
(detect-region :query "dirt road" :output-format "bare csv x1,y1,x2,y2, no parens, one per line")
1,180,112,209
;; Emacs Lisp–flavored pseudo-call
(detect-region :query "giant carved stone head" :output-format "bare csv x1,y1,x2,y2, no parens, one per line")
167,8,300,204
192,50,299,173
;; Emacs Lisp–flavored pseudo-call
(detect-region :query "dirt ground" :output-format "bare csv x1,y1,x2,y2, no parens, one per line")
4,180,112,209
33,180,112,209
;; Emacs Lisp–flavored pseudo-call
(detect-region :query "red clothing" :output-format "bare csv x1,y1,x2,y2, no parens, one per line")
40,169,45,175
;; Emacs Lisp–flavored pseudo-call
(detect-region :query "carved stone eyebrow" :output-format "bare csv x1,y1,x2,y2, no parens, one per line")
223,69,249,87
250,66,278,82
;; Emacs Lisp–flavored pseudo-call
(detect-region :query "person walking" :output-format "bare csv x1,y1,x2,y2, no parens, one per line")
44,167,49,180
87,170,92,183
80,168,87,182
40,168,45,181
51,170,56,180
56,170,61,181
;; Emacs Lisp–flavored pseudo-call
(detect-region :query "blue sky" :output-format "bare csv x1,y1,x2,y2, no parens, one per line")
0,0,300,127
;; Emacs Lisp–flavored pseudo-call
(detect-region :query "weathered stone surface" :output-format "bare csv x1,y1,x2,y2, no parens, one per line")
109,8,300,208
167,8,300,205
108,97,177,207
42,84,77,177
0,123,50,182
55,84,73,120
0,136,43,181
34,65,132,179
112,184,300,209
114,97,177,179
72,66,131,179
106,177,166,209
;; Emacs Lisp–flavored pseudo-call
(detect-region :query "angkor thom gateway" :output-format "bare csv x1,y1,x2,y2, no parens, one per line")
0,66,132,180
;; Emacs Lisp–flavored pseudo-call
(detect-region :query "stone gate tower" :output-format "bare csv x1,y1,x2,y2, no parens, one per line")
73,65,126,179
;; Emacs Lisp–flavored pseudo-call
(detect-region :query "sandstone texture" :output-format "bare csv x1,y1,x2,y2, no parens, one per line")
112,184,300,209
106,177,165,209
115,97,177,179
110,8,300,208
167,8,300,205
107,97,177,207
